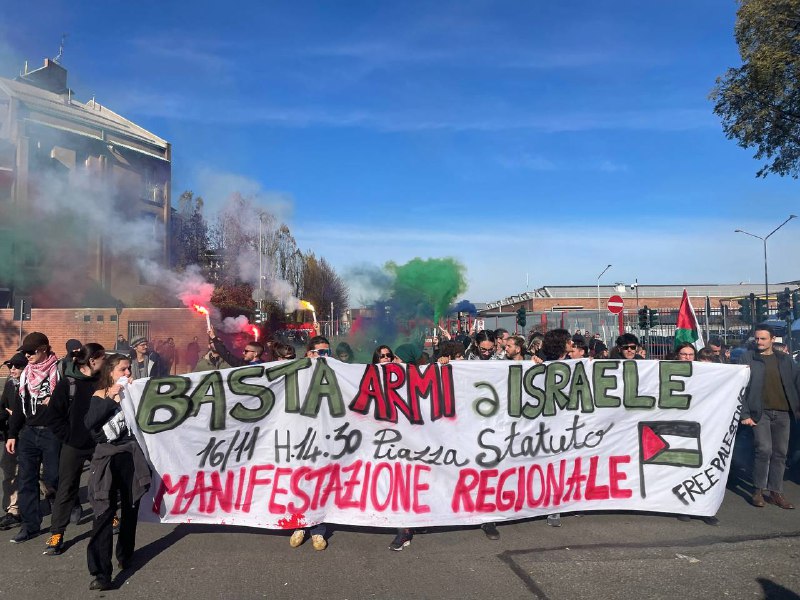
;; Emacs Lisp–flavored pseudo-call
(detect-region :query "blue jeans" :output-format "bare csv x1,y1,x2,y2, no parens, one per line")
17,426,60,532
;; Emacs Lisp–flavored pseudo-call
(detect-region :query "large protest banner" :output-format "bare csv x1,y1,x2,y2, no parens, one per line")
122,358,750,529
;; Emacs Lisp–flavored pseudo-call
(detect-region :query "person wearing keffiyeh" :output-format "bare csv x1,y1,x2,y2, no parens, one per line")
5,332,61,543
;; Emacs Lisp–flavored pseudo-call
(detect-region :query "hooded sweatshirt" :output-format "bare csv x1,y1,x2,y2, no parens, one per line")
46,361,100,450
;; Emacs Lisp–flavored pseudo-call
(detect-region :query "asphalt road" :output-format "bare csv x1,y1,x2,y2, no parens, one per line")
1,464,799,600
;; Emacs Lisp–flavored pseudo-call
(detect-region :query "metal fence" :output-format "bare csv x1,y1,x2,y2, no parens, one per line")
127,320,151,343
480,308,756,358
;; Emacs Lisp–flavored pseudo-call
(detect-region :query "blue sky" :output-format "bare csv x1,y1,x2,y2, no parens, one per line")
2,1,798,304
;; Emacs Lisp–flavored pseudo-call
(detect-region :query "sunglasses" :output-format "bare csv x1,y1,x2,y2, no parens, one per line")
619,344,637,351
312,348,331,356
379,353,393,359
478,346,494,352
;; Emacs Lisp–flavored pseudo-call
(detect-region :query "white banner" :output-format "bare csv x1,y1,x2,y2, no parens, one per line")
122,358,750,529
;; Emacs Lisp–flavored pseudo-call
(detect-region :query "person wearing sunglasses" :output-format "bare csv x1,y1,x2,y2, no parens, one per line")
614,333,641,360
371,345,395,364
5,332,61,543
287,335,332,551
539,328,575,529
208,327,264,368
305,336,331,360
0,353,27,531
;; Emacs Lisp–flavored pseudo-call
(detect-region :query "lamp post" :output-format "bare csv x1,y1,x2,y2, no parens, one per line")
596,264,612,336
735,215,797,307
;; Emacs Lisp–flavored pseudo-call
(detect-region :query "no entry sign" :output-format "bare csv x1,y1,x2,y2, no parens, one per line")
607,295,624,314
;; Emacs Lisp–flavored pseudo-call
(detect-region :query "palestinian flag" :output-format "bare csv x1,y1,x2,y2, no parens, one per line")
638,421,703,497
674,289,705,350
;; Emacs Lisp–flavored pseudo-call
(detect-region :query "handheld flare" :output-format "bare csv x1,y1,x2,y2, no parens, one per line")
193,304,212,330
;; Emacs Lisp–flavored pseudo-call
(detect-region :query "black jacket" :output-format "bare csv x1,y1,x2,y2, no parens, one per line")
0,378,18,437
47,362,100,451
210,337,261,369
737,349,800,422
84,395,134,445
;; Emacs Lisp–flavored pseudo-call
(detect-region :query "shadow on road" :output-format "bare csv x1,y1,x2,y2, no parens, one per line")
758,577,800,600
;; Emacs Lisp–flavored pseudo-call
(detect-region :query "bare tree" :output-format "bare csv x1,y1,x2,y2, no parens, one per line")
302,252,349,319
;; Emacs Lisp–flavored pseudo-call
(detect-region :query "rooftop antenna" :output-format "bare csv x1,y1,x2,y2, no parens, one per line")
54,33,67,63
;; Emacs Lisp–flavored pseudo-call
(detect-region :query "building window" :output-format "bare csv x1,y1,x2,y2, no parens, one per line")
83,315,91,322
128,321,150,342
97,315,104,322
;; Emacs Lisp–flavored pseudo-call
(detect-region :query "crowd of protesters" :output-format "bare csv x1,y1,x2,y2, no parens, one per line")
1,321,798,586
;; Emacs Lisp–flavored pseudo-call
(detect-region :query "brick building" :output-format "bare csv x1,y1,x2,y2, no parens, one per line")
0,307,212,375
482,283,790,314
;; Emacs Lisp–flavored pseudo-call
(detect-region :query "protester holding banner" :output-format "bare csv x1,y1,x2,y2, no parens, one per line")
84,354,151,591
288,336,331,551
372,345,395,364
676,343,697,361
335,342,354,363
504,336,526,361
674,340,720,524
465,330,496,361
436,340,465,364
612,333,640,361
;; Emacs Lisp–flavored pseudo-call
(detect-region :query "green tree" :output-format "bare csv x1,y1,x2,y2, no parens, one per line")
711,0,800,177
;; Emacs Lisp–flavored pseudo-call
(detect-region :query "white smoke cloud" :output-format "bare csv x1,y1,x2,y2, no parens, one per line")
196,167,293,222
137,260,214,311
219,314,252,334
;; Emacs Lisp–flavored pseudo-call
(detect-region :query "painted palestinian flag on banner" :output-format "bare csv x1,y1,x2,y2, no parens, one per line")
638,421,703,497
674,288,705,350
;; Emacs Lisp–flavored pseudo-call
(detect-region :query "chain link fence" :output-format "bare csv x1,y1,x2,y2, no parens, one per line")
480,307,757,358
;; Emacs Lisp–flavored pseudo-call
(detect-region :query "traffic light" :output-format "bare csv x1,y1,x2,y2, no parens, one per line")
737,298,749,323
777,288,792,320
638,306,649,329
754,297,768,323
793,290,800,320
649,309,659,327
739,294,754,325
516,307,526,328
254,308,263,324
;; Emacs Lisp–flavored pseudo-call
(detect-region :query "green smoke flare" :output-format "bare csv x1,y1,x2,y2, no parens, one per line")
386,257,467,324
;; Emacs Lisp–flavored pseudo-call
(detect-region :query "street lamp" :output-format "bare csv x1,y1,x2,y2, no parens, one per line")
596,264,612,335
735,215,797,307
